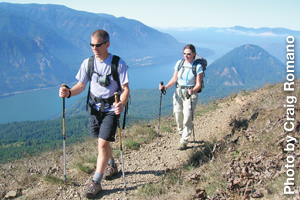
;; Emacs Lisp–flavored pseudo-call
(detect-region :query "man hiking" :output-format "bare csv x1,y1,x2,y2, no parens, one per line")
59,29,130,198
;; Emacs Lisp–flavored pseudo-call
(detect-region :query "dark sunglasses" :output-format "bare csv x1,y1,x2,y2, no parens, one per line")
183,52,193,56
90,41,108,48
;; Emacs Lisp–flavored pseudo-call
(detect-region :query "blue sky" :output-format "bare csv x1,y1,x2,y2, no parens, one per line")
3,0,300,30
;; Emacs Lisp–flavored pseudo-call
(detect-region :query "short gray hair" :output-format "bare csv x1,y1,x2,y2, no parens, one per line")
92,30,109,42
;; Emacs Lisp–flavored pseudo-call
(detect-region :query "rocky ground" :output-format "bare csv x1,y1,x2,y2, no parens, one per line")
2,81,300,199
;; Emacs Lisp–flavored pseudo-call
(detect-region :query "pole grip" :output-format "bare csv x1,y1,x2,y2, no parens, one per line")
114,92,119,104
160,81,166,94
160,82,164,91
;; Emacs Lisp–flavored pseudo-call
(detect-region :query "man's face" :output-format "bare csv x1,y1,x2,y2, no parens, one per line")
90,36,109,58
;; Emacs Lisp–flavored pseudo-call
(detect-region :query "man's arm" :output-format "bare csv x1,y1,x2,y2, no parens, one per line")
59,81,87,98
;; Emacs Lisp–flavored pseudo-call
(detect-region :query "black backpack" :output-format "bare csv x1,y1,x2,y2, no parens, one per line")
177,55,207,93
86,55,129,129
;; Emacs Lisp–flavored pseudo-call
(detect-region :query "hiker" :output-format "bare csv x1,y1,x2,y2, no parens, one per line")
159,44,203,150
59,29,130,198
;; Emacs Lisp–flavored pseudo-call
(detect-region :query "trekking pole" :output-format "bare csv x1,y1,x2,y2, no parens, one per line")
158,81,166,143
114,92,126,192
187,90,195,150
191,98,195,149
62,84,68,182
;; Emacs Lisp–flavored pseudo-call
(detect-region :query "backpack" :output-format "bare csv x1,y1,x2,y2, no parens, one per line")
86,55,129,129
177,55,207,93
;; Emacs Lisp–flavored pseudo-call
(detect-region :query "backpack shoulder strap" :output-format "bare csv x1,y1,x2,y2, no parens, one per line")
177,59,185,72
111,55,130,129
175,59,185,89
87,56,95,81
86,55,95,111
111,55,121,92
192,63,197,76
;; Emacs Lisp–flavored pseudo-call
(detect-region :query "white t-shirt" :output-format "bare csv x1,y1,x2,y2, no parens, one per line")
76,53,129,111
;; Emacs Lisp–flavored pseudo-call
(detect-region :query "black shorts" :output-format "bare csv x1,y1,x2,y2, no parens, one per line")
89,106,118,142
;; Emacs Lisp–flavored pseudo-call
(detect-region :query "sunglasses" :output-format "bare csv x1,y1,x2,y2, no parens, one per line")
183,52,193,56
90,41,108,48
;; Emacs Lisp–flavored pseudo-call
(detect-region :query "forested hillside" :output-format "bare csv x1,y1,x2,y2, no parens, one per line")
0,115,89,163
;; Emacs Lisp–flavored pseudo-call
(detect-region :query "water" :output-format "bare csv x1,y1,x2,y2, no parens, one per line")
0,62,175,124
0,85,87,124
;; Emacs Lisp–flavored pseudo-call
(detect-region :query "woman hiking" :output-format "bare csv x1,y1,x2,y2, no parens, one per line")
159,44,203,150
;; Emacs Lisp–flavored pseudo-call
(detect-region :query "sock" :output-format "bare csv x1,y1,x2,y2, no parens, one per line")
93,172,103,184
108,157,115,167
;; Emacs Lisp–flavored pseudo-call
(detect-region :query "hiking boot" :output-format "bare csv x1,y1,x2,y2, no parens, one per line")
81,180,102,199
178,143,187,150
103,164,118,180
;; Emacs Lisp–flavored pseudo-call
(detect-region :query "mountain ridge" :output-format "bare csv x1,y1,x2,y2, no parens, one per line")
0,3,214,95
206,44,285,88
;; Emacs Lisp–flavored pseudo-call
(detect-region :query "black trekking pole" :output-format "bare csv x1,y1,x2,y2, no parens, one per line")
114,92,126,193
62,84,68,182
158,81,166,143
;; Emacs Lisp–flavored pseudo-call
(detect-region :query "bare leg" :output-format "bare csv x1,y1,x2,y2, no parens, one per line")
96,138,113,174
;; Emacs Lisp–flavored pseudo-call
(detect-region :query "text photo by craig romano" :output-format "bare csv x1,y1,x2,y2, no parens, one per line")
283,35,298,196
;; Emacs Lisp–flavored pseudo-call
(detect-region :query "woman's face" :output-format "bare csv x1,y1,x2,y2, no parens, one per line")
183,48,195,64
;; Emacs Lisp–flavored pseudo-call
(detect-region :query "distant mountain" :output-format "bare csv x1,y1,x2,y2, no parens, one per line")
229,26,299,35
0,3,214,95
205,44,285,88
157,26,300,68
158,26,300,43
0,25,75,93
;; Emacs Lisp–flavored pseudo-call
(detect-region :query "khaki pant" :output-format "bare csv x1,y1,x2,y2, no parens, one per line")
173,87,198,145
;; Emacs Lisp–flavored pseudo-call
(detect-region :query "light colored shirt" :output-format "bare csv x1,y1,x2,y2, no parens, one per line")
175,59,203,87
76,53,129,111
